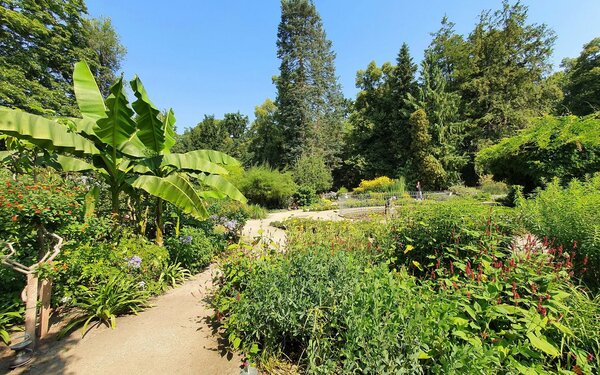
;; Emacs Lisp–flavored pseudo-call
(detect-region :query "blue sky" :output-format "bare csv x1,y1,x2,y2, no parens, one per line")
86,0,600,132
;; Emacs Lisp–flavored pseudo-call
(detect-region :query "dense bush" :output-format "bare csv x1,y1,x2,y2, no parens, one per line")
353,176,396,193
293,185,318,207
476,114,600,191
478,174,509,195
234,166,297,208
215,236,599,373
448,184,492,201
165,226,218,273
292,153,333,193
518,176,600,290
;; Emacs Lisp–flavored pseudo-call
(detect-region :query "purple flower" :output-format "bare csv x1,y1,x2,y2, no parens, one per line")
223,219,238,232
180,235,193,245
127,255,142,269
209,215,218,221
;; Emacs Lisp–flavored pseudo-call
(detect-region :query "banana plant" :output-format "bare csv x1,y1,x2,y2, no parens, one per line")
0,61,245,244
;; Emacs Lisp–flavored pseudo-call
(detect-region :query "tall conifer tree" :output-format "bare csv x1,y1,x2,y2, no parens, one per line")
274,0,344,167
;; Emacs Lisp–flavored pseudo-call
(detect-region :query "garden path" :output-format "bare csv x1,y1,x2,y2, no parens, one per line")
1,266,241,375
241,209,344,248
1,209,343,375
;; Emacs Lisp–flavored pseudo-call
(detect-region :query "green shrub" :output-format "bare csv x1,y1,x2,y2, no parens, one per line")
478,174,509,195
294,185,317,207
60,275,150,337
390,199,518,274
518,176,600,290
215,243,599,373
292,153,333,193
476,114,600,190
0,300,23,345
234,166,297,208
449,185,491,201
165,226,217,272
246,204,268,219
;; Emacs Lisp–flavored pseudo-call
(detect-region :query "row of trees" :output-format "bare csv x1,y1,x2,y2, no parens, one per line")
176,1,600,191
3,0,598,193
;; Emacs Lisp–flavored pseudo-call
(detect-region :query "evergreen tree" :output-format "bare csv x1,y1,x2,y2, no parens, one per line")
406,109,446,189
274,0,344,167
407,51,467,186
562,37,600,115
458,1,558,141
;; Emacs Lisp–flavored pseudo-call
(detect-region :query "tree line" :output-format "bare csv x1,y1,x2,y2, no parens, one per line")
2,0,599,192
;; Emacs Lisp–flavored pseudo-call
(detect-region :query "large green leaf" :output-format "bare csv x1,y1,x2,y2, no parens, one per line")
161,153,229,175
73,61,106,121
195,173,246,203
526,332,560,357
0,108,99,156
129,174,208,220
56,155,96,172
162,109,176,153
183,150,241,166
94,78,137,149
131,77,165,153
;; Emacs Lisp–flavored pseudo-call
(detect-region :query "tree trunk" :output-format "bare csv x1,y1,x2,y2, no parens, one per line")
24,274,39,349
155,199,164,246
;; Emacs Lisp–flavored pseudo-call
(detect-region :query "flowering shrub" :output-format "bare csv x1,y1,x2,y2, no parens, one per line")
353,176,395,193
165,226,218,272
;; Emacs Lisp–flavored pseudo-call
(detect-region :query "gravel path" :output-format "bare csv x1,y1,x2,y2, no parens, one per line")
241,209,344,248
1,267,241,375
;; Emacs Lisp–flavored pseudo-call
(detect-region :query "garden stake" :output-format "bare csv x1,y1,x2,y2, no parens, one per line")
1,231,63,368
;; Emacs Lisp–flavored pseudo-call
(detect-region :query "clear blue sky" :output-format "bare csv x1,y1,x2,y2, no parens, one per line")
86,0,600,132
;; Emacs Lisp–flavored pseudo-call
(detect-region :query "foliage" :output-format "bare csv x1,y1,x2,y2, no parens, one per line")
293,186,318,207
234,166,297,208
246,204,268,220
274,0,345,168
345,44,417,180
164,226,219,273
214,201,599,373
518,176,600,290
158,262,191,290
0,300,23,345
303,198,336,212
478,175,509,195
172,113,250,161
60,275,150,337
247,99,282,167
406,109,447,189
476,114,600,190
353,176,394,193
561,37,600,116
0,61,246,242
0,0,125,116
292,152,332,193
448,185,492,201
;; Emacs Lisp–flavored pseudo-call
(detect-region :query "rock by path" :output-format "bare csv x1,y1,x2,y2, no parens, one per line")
1,267,241,375
241,209,344,248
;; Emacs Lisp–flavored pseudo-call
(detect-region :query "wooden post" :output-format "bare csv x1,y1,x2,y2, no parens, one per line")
39,280,52,339
24,273,39,349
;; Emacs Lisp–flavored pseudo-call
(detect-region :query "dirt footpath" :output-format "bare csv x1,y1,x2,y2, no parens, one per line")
1,267,241,375
241,209,344,248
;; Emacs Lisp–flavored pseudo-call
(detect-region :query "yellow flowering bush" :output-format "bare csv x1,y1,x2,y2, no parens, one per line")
353,176,394,193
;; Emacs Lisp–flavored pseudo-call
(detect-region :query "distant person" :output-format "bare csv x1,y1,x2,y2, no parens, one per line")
416,181,423,201
385,195,397,216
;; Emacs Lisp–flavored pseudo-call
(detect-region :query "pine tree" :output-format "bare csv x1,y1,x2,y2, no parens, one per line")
562,38,600,115
274,0,345,168
407,51,467,186
407,109,446,189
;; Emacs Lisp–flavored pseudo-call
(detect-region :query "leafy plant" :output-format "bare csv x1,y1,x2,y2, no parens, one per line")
164,226,218,272
234,166,297,208
60,275,150,337
0,61,246,242
518,176,600,290
0,301,23,345
158,262,191,289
